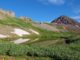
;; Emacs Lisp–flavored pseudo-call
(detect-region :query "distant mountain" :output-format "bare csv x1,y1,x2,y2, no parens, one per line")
51,16,80,27
51,16,80,33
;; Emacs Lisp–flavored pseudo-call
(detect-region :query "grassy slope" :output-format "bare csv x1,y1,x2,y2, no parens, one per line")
0,17,66,45
0,16,80,60
0,16,79,45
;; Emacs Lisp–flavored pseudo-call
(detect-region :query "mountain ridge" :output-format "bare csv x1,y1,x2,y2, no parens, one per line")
51,16,80,33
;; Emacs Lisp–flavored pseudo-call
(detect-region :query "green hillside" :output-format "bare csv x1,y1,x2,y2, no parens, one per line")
0,16,65,45
0,12,80,60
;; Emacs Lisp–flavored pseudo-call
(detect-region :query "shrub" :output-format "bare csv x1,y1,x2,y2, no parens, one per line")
0,43,10,55
0,43,80,60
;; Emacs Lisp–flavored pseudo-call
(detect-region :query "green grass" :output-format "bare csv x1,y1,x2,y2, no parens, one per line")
0,16,65,45
0,36,80,60
0,17,32,28
0,17,61,40
0,16,80,60
0,29,79,60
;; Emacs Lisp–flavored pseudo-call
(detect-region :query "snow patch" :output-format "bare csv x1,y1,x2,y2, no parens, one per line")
0,34,8,38
29,29,39,35
11,28,30,36
12,38,30,44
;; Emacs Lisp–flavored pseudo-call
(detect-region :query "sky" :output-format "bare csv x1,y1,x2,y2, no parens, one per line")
0,0,80,22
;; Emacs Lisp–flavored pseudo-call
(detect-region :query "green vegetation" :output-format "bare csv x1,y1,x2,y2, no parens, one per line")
0,17,61,41
0,16,80,60
0,35,80,60
0,17,32,28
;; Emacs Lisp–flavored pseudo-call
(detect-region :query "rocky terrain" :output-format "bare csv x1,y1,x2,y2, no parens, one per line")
51,16,80,33
51,16,80,27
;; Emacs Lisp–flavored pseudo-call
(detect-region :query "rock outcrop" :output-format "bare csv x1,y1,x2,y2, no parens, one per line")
19,16,32,22
0,9,15,19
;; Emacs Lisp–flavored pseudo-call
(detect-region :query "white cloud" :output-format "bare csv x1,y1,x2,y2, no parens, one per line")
48,0,65,5
38,0,65,5
72,16,80,19
71,16,80,22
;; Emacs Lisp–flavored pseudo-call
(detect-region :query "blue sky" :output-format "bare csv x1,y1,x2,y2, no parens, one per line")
0,0,80,22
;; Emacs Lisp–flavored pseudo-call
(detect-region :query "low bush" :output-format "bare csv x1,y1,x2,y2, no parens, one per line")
0,43,80,60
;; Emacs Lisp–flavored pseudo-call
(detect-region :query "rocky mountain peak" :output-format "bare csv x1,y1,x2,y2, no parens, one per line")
51,16,80,27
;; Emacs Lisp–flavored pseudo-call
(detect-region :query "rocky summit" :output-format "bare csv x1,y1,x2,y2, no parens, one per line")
51,16,80,27
51,16,80,33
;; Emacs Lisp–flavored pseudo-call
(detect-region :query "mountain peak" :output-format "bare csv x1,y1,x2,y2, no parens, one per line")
51,16,80,27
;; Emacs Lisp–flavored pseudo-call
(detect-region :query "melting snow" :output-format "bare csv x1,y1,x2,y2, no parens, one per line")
29,29,39,35
0,34,8,38
11,28,30,36
12,38,30,44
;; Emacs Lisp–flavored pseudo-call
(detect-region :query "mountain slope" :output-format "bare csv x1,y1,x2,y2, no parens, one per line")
51,16,80,33
0,9,80,45
0,10,62,44
51,16,80,27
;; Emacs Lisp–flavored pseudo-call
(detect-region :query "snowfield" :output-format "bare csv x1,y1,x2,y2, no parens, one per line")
0,34,8,38
29,29,39,35
11,28,30,36
12,38,30,44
